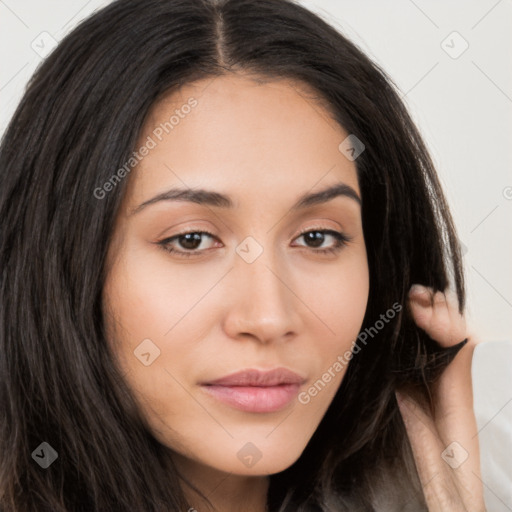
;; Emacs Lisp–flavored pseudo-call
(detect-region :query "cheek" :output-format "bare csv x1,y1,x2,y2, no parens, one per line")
104,247,218,342
308,249,369,346
287,250,369,406
102,256,208,426
102,248,223,407
309,263,368,394
324,270,368,322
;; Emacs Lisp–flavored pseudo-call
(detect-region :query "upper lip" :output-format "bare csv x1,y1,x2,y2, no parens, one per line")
202,368,306,387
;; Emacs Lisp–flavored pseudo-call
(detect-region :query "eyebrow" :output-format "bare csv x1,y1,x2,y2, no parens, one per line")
130,182,361,215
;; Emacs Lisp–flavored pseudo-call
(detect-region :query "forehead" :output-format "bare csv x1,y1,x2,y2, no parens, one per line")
125,73,359,207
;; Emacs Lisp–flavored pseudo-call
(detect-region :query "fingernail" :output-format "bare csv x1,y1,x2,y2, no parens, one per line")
409,284,427,295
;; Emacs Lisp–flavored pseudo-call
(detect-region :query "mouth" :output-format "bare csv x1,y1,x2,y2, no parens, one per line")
201,383,302,413
200,367,306,413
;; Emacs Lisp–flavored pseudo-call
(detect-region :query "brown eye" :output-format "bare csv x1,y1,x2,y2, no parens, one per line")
302,231,326,248
294,229,351,254
177,233,204,250
158,231,219,258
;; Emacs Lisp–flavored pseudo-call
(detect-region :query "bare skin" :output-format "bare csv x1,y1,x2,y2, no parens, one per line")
399,286,486,511
103,74,369,512
102,73,484,511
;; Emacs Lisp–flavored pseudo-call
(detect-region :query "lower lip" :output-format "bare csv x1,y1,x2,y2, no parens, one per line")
201,384,301,413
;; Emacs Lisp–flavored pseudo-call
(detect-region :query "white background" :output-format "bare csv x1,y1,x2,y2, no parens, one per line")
1,1,511,509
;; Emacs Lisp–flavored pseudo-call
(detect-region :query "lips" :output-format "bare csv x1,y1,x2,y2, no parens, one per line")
200,368,306,413
202,367,306,387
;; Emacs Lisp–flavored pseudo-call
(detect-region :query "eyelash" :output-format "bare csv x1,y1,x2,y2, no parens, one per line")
157,228,352,259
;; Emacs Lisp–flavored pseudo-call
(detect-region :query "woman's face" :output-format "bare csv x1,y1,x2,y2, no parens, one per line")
103,73,369,478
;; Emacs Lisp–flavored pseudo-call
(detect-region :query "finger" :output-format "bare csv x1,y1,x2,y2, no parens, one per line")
424,292,483,507
408,286,465,347
432,339,485,510
396,391,467,512
406,286,485,510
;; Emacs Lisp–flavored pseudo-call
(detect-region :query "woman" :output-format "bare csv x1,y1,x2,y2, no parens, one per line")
0,0,485,510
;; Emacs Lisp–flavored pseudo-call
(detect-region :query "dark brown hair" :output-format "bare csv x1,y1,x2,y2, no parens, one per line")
0,0,466,510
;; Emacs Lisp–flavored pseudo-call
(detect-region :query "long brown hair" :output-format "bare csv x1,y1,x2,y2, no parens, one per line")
0,0,466,510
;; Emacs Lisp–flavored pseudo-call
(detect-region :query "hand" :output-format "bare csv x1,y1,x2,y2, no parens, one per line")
396,284,486,512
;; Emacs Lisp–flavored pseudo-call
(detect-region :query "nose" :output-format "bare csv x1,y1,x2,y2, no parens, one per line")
221,250,303,345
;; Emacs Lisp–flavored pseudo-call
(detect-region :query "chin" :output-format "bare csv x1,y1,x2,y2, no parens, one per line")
204,439,306,477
